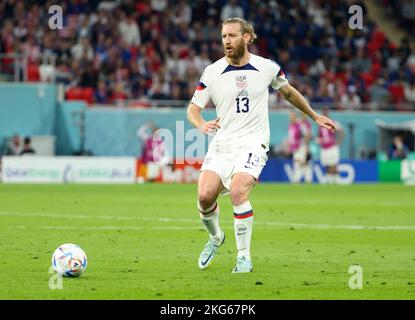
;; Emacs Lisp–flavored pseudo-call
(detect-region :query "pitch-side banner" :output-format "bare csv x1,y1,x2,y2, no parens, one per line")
1,157,136,183
260,159,379,184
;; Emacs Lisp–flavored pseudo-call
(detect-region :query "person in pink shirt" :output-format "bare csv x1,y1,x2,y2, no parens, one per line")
136,122,170,182
317,108,344,184
288,111,302,154
287,111,306,183
298,112,313,183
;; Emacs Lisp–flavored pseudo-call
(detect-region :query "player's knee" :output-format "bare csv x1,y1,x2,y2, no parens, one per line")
198,189,217,210
230,187,248,206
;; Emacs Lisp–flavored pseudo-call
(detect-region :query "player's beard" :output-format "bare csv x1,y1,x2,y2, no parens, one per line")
224,38,246,64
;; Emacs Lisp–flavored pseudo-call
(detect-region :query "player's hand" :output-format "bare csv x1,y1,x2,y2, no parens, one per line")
200,117,221,136
315,115,336,132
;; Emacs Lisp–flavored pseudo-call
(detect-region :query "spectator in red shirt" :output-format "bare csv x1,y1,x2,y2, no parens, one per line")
388,79,405,104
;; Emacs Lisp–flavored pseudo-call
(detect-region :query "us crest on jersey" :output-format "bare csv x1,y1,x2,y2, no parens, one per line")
235,75,247,89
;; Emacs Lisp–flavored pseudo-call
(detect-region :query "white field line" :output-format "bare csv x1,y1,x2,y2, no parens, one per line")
0,211,193,223
9,225,190,231
1,211,415,231
259,200,415,206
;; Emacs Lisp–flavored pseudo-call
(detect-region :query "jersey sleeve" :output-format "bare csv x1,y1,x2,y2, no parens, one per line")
269,60,289,91
190,68,210,109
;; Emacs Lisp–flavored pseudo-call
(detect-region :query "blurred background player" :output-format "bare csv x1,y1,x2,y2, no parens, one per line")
298,112,313,183
317,108,344,184
287,111,303,183
286,111,313,183
136,122,170,182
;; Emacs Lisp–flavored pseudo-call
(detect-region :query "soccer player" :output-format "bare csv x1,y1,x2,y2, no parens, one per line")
287,111,311,183
136,122,170,182
298,111,313,183
317,107,344,184
187,18,336,273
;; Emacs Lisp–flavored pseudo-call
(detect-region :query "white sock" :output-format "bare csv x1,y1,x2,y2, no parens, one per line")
198,201,222,244
293,162,302,183
233,201,253,260
334,174,340,185
325,174,333,184
329,174,338,184
304,163,313,183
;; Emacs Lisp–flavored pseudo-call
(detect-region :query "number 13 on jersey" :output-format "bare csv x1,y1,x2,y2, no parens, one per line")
236,97,249,113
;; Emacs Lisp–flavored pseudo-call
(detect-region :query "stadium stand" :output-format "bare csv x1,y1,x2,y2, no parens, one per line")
0,0,414,110
383,0,415,36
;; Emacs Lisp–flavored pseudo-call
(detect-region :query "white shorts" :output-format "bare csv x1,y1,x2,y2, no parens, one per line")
320,145,340,167
201,143,269,193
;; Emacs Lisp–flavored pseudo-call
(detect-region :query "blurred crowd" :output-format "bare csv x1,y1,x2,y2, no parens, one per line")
2,134,36,156
0,0,415,110
384,0,415,36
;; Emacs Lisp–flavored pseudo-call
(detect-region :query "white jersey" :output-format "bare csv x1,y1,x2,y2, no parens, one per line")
191,54,288,151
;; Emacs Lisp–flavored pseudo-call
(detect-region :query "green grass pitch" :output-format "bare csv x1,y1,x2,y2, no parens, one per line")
0,183,414,300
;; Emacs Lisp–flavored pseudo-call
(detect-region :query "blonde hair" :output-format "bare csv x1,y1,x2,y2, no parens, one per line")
222,17,257,44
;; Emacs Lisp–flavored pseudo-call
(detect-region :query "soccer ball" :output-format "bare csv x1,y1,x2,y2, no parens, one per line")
51,243,87,277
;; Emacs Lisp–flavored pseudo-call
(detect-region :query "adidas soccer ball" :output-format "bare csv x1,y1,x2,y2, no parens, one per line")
51,243,87,277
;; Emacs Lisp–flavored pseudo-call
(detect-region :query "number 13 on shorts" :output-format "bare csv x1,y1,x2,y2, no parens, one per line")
246,152,260,168
234,148,267,180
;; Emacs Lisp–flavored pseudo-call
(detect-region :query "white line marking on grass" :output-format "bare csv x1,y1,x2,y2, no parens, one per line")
260,200,415,206
259,222,415,230
0,211,194,223
10,225,191,231
2,211,415,231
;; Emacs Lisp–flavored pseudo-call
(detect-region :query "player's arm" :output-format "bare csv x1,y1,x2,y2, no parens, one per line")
279,84,336,132
187,102,220,135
